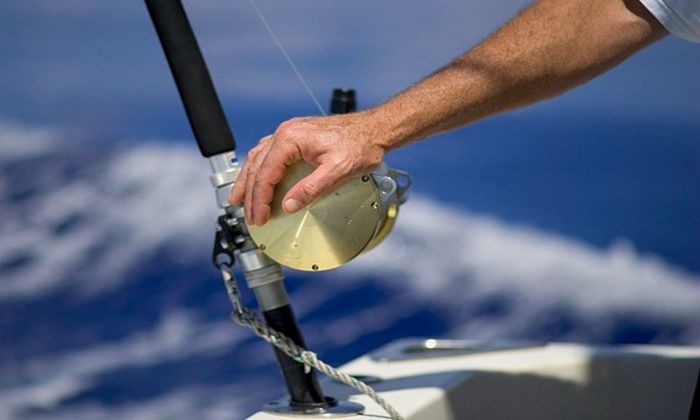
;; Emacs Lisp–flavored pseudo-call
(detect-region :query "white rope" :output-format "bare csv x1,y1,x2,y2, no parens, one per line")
220,266,404,419
247,0,327,116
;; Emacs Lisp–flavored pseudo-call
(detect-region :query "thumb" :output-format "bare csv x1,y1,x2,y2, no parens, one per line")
282,164,339,213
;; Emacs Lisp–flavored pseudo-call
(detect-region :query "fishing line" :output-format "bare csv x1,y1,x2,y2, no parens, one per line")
248,0,327,116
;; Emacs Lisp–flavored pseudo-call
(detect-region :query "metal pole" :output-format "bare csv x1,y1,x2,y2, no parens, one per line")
144,0,328,408
232,221,327,407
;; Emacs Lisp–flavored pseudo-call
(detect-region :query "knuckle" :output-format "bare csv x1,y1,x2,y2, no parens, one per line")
275,121,294,138
368,152,383,167
259,204,271,219
330,157,354,176
246,162,256,177
276,118,307,139
253,176,271,191
301,182,320,198
250,142,265,153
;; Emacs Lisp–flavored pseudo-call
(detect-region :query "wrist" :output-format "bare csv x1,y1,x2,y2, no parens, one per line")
361,105,412,153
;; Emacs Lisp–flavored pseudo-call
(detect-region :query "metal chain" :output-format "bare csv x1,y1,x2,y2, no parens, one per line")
218,265,404,420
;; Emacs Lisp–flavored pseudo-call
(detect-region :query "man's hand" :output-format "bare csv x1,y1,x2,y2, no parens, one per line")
228,111,388,226
229,0,666,227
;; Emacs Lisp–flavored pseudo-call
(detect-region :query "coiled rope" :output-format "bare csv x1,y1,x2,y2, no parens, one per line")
220,265,403,420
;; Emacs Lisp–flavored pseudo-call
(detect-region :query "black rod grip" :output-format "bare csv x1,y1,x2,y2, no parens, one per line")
263,304,327,406
145,0,236,157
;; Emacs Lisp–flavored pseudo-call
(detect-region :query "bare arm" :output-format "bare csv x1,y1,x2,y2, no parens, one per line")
230,0,666,226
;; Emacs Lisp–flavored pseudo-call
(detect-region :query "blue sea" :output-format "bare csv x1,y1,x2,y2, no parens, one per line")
1,1,699,419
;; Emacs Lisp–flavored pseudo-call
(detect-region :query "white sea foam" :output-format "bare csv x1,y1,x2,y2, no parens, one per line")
0,121,57,159
0,134,216,298
341,198,700,342
6,384,251,420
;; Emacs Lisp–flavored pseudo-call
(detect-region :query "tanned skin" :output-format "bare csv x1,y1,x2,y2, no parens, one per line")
230,0,667,226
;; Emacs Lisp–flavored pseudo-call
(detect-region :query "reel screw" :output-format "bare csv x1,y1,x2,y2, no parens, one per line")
361,175,370,182
379,180,393,192
311,264,319,271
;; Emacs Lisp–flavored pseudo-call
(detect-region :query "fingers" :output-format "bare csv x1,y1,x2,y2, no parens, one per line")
229,115,377,226
228,161,247,204
251,141,302,225
282,164,339,213
228,128,302,226
245,138,274,224
228,136,271,215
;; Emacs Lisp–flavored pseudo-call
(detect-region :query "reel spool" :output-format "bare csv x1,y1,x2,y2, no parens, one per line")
247,160,410,271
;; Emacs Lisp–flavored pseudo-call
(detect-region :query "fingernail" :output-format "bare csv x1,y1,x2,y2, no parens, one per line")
283,198,302,213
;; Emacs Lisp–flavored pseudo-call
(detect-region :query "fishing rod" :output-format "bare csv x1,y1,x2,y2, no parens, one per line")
144,1,409,417
143,0,334,412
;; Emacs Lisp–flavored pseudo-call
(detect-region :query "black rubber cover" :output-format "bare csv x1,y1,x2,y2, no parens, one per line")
330,88,357,114
263,304,327,406
145,0,236,157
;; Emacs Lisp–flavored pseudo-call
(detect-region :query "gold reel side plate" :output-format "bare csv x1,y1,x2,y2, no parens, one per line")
247,161,382,271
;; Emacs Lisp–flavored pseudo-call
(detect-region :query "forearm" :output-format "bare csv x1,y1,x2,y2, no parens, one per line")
369,0,667,150
232,0,669,225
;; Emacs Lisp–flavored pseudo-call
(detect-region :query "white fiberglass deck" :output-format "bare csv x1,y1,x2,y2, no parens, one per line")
250,339,700,420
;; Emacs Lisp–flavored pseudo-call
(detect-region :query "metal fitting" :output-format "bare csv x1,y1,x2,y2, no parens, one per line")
208,151,240,209
236,248,277,274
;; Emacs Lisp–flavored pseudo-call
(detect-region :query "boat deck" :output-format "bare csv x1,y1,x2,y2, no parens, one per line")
250,339,700,420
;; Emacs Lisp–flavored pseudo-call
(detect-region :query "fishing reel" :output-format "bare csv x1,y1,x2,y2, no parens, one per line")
248,160,410,271
248,90,411,272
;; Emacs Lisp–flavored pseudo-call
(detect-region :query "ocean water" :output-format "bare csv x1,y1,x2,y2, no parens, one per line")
1,1,700,418
1,114,698,419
